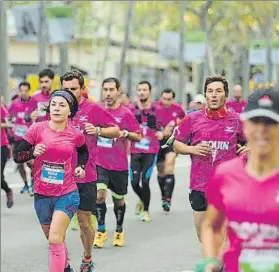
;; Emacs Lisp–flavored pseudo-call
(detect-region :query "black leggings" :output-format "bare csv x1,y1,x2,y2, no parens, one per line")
1,146,11,193
130,153,157,211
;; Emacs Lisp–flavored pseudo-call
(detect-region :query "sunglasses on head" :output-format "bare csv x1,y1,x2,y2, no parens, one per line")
250,116,278,125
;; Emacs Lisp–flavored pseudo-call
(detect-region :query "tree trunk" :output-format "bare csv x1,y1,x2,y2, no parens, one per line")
100,2,114,81
178,0,187,104
0,1,9,103
265,9,276,83
119,1,134,82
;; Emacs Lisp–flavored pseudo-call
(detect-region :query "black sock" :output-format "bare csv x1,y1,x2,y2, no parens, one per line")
24,181,28,186
164,174,175,201
114,203,126,232
96,202,107,231
157,176,166,199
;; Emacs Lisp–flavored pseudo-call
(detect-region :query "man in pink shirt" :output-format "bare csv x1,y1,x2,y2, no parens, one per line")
226,84,247,113
60,70,119,272
1,104,14,208
129,81,162,222
31,68,55,122
94,77,141,248
173,76,246,244
9,81,37,195
156,88,185,212
200,89,279,272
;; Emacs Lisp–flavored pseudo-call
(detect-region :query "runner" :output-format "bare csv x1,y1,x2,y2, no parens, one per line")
1,104,14,208
187,93,206,114
156,88,185,212
226,84,247,114
8,81,37,195
31,68,55,122
93,77,141,248
173,76,247,243
129,81,162,222
13,89,88,272
60,70,119,271
199,89,279,272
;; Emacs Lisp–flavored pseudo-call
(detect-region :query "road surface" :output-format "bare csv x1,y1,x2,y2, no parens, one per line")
1,155,201,272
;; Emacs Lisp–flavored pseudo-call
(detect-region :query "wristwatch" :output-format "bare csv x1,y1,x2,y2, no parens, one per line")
123,129,129,138
96,126,102,136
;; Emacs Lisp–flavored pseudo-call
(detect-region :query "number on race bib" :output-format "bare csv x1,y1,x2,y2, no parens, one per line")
14,125,28,137
41,161,65,185
135,138,150,150
239,249,279,272
97,137,113,148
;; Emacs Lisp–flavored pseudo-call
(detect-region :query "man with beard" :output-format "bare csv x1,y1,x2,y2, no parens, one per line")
31,68,55,122
129,81,162,222
94,77,141,248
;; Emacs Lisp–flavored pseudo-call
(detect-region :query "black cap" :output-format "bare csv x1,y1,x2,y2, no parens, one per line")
240,89,279,123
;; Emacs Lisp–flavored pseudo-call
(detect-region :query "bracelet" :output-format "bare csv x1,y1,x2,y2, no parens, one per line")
123,129,129,138
96,126,102,136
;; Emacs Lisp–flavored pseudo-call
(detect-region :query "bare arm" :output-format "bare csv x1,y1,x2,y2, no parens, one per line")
100,125,120,139
173,139,194,155
201,205,225,259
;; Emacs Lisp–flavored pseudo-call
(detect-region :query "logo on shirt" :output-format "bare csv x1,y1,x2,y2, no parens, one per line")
114,117,122,123
79,116,88,122
172,112,178,117
208,141,230,163
225,126,234,133
229,221,279,246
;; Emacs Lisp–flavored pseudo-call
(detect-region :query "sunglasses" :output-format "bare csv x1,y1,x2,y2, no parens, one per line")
250,116,278,125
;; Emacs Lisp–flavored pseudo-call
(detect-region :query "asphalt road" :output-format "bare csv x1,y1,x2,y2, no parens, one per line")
1,155,201,272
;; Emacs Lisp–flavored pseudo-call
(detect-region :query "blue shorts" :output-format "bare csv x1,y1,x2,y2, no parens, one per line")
34,190,80,225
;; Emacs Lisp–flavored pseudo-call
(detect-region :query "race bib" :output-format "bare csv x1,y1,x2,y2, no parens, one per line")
135,138,150,150
17,112,25,119
14,125,28,137
239,249,279,272
97,136,113,148
38,102,47,116
41,161,65,185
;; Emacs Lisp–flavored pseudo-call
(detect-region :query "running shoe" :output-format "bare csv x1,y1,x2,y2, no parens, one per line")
6,191,14,208
113,231,125,247
141,211,151,222
162,200,170,212
70,213,80,231
135,200,143,215
93,231,107,248
20,184,29,194
80,259,94,272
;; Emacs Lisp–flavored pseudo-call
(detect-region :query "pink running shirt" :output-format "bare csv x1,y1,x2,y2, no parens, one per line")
96,104,141,171
206,157,279,272
175,108,243,192
24,121,85,196
33,91,51,122
8,97,37,140
156,101,185,130
129,103,160,154
226,99,247,114
70,99,116,183
1,104,9,146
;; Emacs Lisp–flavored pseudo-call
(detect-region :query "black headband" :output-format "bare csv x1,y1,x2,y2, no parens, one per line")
50,90,75,107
